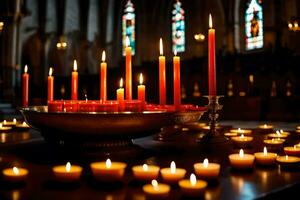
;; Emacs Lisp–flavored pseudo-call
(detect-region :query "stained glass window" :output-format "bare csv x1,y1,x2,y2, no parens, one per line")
172,0,185,53
122,0,135,56
245,0,263,50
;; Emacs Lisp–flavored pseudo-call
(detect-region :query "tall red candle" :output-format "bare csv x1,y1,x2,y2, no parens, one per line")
100,51,107,102
22,65,29,107
173,51,181,111
125,37,132,100
47,67,54,102
159,38,166,105
117,78,125,111
71,60,78,100
137,73,145,104
208,14,216,96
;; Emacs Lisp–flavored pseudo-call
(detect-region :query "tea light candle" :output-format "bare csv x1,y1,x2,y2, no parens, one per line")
231,134,253,146
179,173,207,197
0,123,12,131
276,155,300,165
230,128,252,135
284,145,300,156
224,132,238,138
229,149,255,169
16,121,30,129
143,180,170,198
194,158,220,180
52,162,82,182
160,161,186,183
279,130,290,136
132,164,160,181
3,118,17,126
263,138,285,147
258,124,273,130
2,167,29,182
268,131,288,139
254,147,277,166
90,159,127,182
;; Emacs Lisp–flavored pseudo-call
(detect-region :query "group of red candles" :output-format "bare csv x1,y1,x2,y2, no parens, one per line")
22,15,217,113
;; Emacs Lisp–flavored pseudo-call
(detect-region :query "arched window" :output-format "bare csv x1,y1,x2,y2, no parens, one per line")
172,0,185,53
245,0,263,50
122,0,135,56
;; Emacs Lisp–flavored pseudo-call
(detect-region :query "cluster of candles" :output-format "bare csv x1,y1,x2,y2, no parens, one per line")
22,15,218,113
0,119,30,131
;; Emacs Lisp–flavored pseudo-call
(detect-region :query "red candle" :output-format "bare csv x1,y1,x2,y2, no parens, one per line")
208,14,216,96
137,73,145,104
71,60,78,100
173,51,181,111
63,100,78,112
117,78,125,112
48,100,63,112
47,67,54,102
125,37,132,100
100,51,107,102
98,101,119,112
159,38,166,105
22,65,29,107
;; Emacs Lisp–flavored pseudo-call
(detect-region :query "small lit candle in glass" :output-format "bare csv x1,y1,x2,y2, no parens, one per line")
160,161,186,183
90,158,127,182
52,162,82,182
229,149,255,169
254,147,277,166
143,179,170,198
2,166,29,182
194,158,220,180
132,164,160,181
179,173,207,197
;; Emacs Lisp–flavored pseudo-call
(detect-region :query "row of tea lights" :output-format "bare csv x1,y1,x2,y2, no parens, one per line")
0,119,30,131
3,150,300,198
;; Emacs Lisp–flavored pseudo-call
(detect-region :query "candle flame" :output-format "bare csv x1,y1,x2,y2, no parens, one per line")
241,134,244,138
239,149,244,158
263,146,267,156
159,38,163,55
263,124,267,128
170,161,176,174
24,65,28,73
101,51,106,62
49,67,53,76
151,179,159,191
13,118,17,124
285,155,289,160
23,122,27,126
119,78,123,88
66,162,71,172
73,60,77,71
203,158,209,168
85,94,88,103
125,36,130,47
0,123,2,128
143,164,148,171
280,130,284,134
174,49,177,56
190,173,197,186
139,73,143,85
106,158,112,169
13,167,19,175
209,14,213,28
3,120,6,125
294,145,297,150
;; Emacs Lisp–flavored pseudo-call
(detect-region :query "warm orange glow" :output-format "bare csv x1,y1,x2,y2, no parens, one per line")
174,49,177,56
73,60,77,71
139,73,143,85
101,51,106,62
66,162,71,172
159,38,163,55
203,158,209,168
119,78,124,88
239,149,244,158
125,36,130,47
48,67,53,76
190,173,197,186
24,65,28,73
263,147,267,156
106,159,112,169
209,14,213,29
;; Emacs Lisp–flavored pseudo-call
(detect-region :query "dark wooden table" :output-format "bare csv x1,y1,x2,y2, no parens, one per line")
1,125,300,200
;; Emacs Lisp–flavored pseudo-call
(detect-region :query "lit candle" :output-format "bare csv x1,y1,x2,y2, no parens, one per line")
52,162,82,182
194,158,220,180
2,166,29,182
137,73,145,104
132,164,160,181
143,179,170,198
71,60,78,100
230,128,252,135
254,147,277,166
159,38,166,105
258,124,273,130
90,158,127,182
279,129,290,136
117,78,125,111
48,67,54,102
173,50,181,111
284,145,300,156
268,130,288,139
0,123,12,131
22,65,29,107
160,161,186,183
100,51,107,102
224,132,238,138
231,134,253,147
208,14,216,96
179,173,207,197
16,121,30,129
263,138,285,148
125,36,132,100
229,149,255,169
2,118,17,126
276,155,300,165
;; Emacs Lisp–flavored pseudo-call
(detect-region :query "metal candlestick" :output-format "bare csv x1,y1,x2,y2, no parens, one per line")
198,95,228,144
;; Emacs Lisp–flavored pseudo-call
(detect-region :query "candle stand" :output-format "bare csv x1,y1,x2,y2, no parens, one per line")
198,96,228,144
